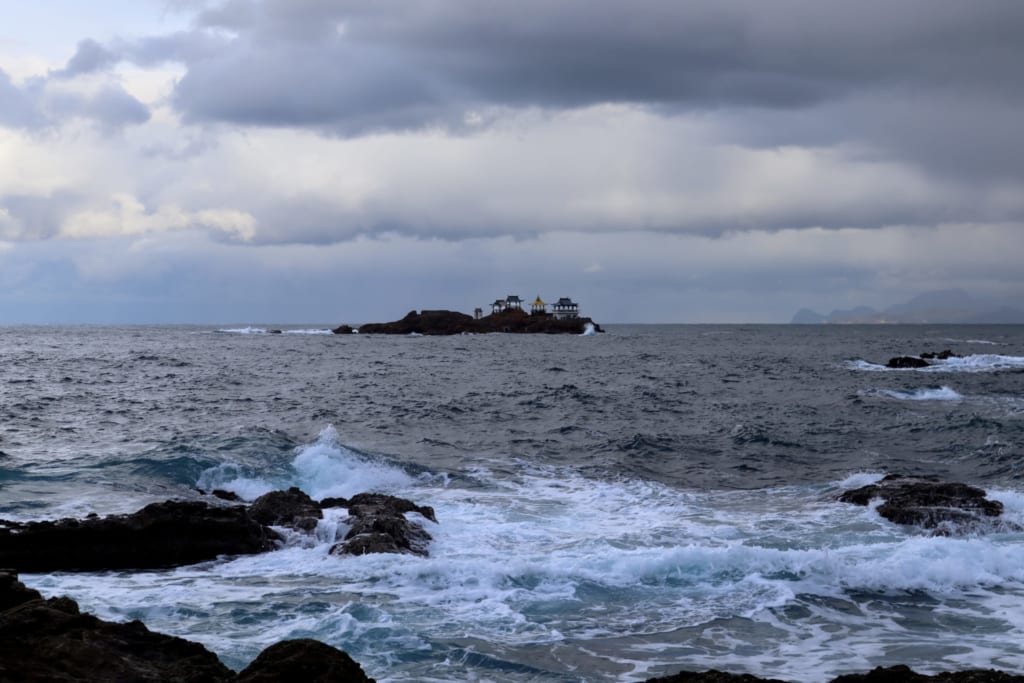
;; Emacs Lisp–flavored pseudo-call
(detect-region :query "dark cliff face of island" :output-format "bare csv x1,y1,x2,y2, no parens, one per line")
336,308,603,335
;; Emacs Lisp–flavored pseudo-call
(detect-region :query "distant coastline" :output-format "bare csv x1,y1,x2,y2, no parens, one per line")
792,289,1024,324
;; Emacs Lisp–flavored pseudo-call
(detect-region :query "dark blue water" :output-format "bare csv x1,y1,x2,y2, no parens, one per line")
2,324,1024,681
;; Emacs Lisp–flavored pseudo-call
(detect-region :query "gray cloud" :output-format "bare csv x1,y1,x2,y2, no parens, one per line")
0,67,150,134
105,0,1021,198
51,39,119,79
0,70,44,128
46,86,151,131
0,193,79,241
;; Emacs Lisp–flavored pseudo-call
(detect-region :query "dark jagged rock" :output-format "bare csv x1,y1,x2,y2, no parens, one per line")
644,670,788,682
354,308,603,335
0,569,235,682
331,324,355,334
644,666,1024,683
886,356,930,368
347,492,437,524
330,493,437,557
249,487,323,532
833,665,1024,682
210,489,242,502
2,570,377,682
0,500,281,572
920,349,961,360
838,475,1020,534
236,638,375,683
319,496,349,509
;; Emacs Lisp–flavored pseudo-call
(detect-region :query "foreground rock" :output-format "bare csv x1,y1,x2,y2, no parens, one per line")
0,569,235,682
0,570,376,682
838,474,1020,534
339,308,603,335
644,666,1024,682
0,500,281,572
326,493,437,557
236,638,374,682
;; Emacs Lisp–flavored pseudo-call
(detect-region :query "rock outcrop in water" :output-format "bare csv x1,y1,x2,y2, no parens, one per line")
885,356,931,368
0,569,376,682
337,308,603,335
644,666,1024,682
249,487,323,532
324,492,437,557
0,500,281,572
884,349,963,368
838,474,1020,535
0,490,439,572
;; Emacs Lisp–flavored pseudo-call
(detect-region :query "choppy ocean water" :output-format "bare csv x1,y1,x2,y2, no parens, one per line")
2,323,1024,682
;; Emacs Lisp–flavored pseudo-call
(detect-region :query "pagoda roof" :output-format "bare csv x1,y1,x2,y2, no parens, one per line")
532,296,546,306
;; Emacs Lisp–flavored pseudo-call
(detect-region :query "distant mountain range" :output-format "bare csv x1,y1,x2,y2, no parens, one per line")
792,290,1024,324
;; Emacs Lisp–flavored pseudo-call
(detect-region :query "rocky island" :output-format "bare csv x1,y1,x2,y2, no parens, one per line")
335,295,604,335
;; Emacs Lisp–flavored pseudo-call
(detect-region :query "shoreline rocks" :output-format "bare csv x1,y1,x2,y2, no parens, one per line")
0,489,439,572
0,500,281,572
644,666,1024,682
0,569,376,682
336,308,603,335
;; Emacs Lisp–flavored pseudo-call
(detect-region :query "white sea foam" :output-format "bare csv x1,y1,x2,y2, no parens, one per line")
282,328,333,335
847,354,1024,373
837,472,886,489
868,386,964,401
214,326,267,334
196,426,416,501
581,322,597,336
290,425,416,499
28,433,1024,682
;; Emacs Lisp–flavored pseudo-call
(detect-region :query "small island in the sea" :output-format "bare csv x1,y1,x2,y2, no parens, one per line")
334,294,604,335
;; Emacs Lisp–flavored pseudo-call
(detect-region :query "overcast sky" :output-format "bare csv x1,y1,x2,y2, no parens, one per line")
1,0,1022,324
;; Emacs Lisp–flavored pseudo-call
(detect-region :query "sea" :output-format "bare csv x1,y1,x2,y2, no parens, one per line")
2,323,1024,682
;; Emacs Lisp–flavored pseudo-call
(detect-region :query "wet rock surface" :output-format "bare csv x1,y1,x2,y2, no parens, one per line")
248,487,323,532
838,474,1020,534
330,492,437,557
0,500,282,572
0,490,439,573
235,638,375,683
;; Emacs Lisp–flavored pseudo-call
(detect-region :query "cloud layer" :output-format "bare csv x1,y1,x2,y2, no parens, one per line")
1,0,1023,322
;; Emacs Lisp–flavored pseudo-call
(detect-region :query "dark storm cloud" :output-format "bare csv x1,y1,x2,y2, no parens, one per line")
158,1,1024,122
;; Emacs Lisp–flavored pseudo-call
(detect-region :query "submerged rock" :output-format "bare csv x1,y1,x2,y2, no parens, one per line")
236,638,375,683
838,474,1020,535
0,500,281,572
920,349,961,360
330,492,437,557
885,356,930,368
